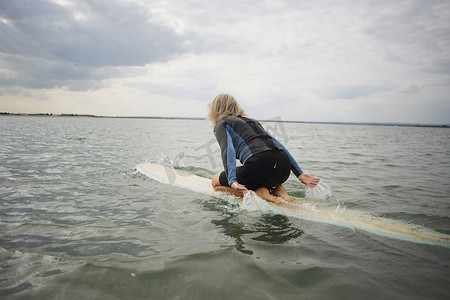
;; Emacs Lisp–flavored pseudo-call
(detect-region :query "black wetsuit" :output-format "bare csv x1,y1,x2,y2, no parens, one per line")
214,116,303,190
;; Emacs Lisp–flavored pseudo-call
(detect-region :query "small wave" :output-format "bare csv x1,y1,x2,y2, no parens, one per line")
67,137,87,142
0,248,75,297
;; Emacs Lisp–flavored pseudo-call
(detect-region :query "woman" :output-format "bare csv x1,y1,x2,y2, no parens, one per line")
207,94,320,204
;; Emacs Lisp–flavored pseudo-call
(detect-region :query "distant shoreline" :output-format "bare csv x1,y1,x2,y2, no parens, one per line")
1,112,448,128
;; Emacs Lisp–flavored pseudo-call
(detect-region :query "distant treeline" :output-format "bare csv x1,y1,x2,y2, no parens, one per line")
1,112,448,128
0,112,97,117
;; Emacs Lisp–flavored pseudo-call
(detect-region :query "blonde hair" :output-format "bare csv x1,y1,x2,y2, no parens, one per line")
206,94,246,125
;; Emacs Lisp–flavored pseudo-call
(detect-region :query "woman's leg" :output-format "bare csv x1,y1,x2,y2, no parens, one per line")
213,172,288,204
255,187,286,204
211,172,240,196
271,185,293,202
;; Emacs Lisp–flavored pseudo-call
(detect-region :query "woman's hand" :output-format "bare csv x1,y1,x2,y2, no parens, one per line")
299,173,320,187
231,182,248,196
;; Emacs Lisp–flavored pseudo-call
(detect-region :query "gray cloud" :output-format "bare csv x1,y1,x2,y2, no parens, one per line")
362,1,450,67
397,83,423,94
325,86,389,99
0,0,188,89
1,0,449,123
0,53,103,90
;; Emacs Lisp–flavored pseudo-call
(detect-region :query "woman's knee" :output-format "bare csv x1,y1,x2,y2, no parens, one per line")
211,172,221,189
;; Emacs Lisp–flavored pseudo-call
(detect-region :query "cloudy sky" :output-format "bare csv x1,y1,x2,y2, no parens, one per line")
1,0,449,123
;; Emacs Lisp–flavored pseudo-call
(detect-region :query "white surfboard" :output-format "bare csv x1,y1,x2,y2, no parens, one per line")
136,163,450,247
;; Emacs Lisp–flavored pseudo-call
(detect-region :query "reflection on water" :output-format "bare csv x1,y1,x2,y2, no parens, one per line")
200,198,304,255
250,214,304,243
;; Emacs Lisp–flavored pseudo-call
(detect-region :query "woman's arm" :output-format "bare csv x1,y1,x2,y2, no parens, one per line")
267,131,320,187
266,132,303,177
214,121,238,186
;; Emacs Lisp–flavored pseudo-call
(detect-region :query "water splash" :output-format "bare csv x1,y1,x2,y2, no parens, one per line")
299,202,319,212
158,153,185,168
305,181,346,213
239,191,274,213
305,181,333,200
334,199,346,213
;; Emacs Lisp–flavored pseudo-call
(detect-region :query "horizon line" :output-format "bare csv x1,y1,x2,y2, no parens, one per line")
1,112,448,128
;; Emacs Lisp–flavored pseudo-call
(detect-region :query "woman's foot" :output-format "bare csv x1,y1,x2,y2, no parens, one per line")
271,185,293,202
255,187,286,204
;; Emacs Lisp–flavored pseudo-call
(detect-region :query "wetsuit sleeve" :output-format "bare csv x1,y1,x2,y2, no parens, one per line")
266,132,304,177
214,122,238,186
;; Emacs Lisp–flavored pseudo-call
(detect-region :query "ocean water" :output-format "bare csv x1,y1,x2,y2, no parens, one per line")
0,116,449,299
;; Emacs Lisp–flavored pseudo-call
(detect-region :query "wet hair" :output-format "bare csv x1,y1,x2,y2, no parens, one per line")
206,94,246,125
